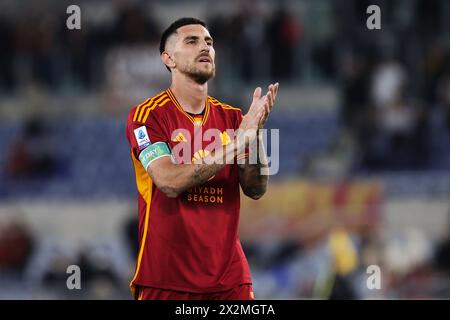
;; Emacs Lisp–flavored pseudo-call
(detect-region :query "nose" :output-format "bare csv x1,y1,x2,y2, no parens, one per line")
200,40,210,53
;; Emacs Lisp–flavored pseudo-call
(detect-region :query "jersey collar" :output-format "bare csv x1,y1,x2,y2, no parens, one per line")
166,88,210,126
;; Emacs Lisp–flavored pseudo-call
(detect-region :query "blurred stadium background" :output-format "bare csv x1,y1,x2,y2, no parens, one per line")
1,0,450,299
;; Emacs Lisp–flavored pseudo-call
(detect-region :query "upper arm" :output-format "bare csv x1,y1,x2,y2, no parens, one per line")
127,111,179,195
126,108,172,175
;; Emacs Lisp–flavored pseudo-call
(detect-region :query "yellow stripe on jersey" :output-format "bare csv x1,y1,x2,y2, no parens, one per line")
133,91,166,122
137,93,168,123
133,98,151,122
208,97,241,111
221,104,241,111
141,98,170,123
202,98,210,125
209,97,220,104
166,89,195,124
133,91,165,121
129,149,153,299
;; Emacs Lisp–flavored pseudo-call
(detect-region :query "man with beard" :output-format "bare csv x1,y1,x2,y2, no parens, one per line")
125,17,279,300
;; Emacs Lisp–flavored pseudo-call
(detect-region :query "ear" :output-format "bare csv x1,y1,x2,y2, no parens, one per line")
161,52,175,70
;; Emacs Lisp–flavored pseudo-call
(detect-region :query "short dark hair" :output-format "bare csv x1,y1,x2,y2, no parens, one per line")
159,17,207,54
159,17,207,72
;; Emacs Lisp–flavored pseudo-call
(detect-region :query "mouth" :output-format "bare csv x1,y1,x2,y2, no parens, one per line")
197,56,212,63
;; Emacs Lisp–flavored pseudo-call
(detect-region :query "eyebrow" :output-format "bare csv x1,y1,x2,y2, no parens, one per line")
183,35,214,43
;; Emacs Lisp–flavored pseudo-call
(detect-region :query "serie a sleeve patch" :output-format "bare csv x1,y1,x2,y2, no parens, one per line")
139,142,172,170
133,126,151,151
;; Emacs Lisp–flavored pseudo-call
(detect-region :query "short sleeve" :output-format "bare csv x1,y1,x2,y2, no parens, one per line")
126,109,168,159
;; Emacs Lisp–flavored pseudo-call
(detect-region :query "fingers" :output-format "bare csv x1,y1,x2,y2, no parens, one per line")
268,82,279,101
252,83,278,107
245,87,258,119
249,87,263,115
253,87,262,101
248,83,279,122
266,84,276,111
262,95,270,116
265,94,272,114
261,83,278,125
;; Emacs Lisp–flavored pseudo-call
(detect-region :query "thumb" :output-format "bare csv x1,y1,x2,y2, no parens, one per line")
252,87,262,101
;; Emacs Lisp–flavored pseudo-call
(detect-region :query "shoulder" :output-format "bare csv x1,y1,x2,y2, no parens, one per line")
127,90,172,125
208,96,243,116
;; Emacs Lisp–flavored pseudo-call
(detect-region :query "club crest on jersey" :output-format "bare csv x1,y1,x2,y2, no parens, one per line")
172,132,188,142
134,126,151,150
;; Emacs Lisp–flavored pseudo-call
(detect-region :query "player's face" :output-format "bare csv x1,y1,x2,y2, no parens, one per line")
172,24,216,84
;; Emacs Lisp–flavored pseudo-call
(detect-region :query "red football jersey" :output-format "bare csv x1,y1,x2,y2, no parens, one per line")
125,88,252,297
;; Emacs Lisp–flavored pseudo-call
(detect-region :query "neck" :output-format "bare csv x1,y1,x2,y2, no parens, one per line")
170,73,208,114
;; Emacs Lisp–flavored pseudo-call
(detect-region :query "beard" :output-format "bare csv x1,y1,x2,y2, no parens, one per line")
180,61,215,84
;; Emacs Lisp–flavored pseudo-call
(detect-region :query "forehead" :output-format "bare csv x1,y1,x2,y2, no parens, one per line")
175,24,211,39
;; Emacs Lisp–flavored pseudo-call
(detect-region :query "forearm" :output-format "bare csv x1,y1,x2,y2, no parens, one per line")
149,161,224,197
238,132,269,200
148,135,244,197
236,83,278,200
